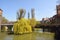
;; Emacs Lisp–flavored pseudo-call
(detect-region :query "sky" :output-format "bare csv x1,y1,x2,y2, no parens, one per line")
0,0,58,21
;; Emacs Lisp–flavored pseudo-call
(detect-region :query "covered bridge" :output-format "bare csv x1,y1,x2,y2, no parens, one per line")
1,22,14,32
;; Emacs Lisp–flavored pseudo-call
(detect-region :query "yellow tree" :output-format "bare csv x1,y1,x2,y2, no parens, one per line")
13,9,32,34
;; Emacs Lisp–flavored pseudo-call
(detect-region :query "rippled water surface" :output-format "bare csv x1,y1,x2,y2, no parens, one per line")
0,30,54,40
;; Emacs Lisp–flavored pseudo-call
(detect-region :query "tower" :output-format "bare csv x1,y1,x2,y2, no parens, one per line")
0,9,2,16
56,5,60,16
56,5,60,24
0,9,3,31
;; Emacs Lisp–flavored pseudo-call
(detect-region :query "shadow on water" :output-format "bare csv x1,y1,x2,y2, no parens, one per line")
54,26,60,40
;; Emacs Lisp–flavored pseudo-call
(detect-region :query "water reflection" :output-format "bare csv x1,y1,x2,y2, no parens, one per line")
13,32,54,40
13,33,36,40
0,31,54,40
5,35,13,40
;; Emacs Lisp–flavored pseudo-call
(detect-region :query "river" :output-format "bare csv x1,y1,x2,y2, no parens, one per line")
0,29,54,40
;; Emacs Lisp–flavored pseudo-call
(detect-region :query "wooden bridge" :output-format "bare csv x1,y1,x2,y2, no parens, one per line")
35,24,60,33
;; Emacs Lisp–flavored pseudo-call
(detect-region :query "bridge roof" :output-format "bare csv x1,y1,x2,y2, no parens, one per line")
1,24,14,26
1,21,15,26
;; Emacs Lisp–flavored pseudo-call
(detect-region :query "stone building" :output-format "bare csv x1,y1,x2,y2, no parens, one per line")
0,9,3,31
50,5,60,24
41,18,50,24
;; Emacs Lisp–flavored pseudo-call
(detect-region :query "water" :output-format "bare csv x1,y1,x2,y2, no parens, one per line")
0,29,54,40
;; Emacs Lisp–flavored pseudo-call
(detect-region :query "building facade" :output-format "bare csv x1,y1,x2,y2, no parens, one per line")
50,5,60,24
0,9,3,31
